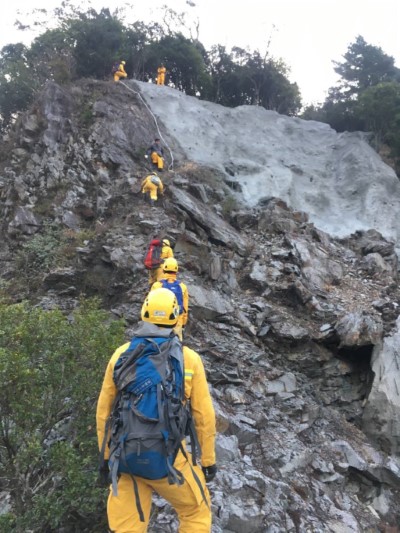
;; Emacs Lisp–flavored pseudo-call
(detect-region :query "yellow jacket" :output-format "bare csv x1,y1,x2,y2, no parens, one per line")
161,244,173,261
151,274,188,326
96,331,216,467
141,175,164,197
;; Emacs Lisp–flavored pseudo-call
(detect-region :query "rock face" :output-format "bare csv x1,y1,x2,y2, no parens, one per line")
363,316,400,455
2,79,400,530
135,80,400,252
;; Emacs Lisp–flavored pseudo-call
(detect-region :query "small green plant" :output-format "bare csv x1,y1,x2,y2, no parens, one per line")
221,194,238,216
79,103,94,128
59,228,97,261
17,220,64,272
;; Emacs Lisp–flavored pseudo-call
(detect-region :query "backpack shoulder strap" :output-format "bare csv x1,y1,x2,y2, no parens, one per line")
113,341,146,390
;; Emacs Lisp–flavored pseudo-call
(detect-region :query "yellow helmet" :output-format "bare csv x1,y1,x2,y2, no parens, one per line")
141,288,179,326
121,61,126,65
162,239,170,247
163,257,178,273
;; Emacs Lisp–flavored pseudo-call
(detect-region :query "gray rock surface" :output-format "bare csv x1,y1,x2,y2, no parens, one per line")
135,80,400,252
363,316,400,455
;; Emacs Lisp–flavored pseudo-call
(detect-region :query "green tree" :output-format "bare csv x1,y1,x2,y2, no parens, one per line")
0,299,125,532
64,8,127,79
0,43,37,130
357,81,400,155
334,35,400,99
143,34,211,96
0,3,301,127
302,36,400,136
28,28,76,84
206,46,301,115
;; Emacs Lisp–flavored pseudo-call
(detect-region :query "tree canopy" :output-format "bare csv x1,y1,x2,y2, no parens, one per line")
302,35,400,170
0,5,301,132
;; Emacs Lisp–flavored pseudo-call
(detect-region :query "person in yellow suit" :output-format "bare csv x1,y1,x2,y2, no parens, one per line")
96,288,216,533
151,257,188,341
113,60,127,82
148,238,174,285
145,138,164,171
141,172,164,206
156,63,166,85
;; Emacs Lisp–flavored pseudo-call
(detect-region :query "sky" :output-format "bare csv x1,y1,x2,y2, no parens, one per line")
1,0,399,106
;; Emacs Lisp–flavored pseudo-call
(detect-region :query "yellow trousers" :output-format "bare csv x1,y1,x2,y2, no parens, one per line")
114,71,127,82
173,315,186,340
107,460,211,532
157,73,165,85
142,182,160,201
151,152,164,170
148,266,165,285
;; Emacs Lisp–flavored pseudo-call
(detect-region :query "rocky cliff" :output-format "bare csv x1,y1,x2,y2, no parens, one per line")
1,79,400,531
135,80,400,251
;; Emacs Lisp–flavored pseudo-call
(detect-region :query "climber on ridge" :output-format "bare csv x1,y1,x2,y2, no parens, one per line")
151,257,188,340
141,172,164,207
157,63,167,85
151,238,174,284
112,60,127,82
145,137,165,171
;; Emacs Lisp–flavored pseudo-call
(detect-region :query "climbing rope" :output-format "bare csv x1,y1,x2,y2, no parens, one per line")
119,81,174,171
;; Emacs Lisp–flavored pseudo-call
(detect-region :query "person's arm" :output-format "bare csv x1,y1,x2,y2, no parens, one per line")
96,344,129,457
184,347,216,466
182,283,189,326
96,363,116,458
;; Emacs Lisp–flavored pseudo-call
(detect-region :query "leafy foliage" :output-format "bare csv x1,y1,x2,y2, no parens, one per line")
17,221,65,272
143,34,211,97
0,5,301,132
333,36,400,98
207,45,301,114
64,8,127,80
302,35,400,170
0,44,38,129
0,299,125,532
357,81,400,150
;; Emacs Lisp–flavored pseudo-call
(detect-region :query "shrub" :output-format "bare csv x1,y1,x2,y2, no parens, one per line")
221,194,238,216
0,298,125,532
17,220,65,272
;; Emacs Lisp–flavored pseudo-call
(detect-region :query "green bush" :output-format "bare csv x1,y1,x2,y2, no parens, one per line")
0,298,125,532
17,221,65,272
221,194,238,217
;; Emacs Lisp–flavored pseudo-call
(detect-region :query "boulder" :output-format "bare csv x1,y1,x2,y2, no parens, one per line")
8,207,41,236
170,187,248,254
189,284,234,320
335,311,383,348
363,316,400,454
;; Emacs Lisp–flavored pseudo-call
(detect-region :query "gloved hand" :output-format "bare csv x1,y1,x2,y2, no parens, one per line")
144,154,148,159
202,464,217,482
99,460,110,487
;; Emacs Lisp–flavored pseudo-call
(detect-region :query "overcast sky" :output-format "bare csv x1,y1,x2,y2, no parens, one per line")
1,0,399,106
